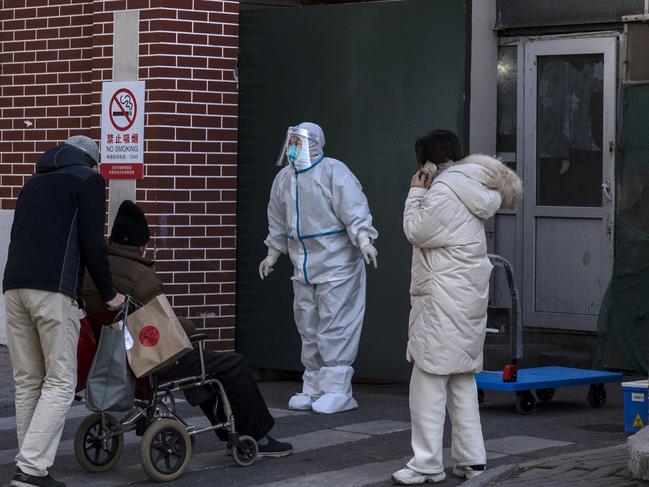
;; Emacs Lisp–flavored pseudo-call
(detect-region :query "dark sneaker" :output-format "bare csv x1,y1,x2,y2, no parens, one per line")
257,436,293,458
10,468,66,487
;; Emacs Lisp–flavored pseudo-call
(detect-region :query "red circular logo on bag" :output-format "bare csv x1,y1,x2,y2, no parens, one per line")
139,325,160,347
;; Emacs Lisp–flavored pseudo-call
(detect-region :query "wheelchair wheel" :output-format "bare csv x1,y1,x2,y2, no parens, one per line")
232,435,258,467
74,413,124,472
140,418,192,482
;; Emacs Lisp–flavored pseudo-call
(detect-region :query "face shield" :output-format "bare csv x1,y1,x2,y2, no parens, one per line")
275,126,317,170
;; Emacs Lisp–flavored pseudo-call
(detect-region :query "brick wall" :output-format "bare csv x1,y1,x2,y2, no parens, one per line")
0,0,239,350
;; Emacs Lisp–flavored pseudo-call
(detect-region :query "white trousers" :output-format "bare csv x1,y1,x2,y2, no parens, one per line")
4,289,80,476
292,264,366,394
407,364,486,474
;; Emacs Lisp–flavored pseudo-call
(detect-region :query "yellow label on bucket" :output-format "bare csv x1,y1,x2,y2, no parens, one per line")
633,414,645,429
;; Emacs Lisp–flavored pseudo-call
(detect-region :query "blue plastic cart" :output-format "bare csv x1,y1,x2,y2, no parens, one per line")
476,256,623,414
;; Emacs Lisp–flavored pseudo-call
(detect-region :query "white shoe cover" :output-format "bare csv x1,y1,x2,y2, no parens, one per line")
391,467,446,485
288,393,313,411
312,393,358,414
302,369,321,396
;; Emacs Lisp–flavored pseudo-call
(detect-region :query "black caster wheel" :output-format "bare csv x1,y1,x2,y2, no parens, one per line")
535,388,555,403
587,384,607,408
74,413,123,473
232,435,259,467
140,418,192,482
515,391,536,415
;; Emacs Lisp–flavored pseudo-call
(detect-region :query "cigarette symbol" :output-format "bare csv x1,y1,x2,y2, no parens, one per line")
113,94,134,117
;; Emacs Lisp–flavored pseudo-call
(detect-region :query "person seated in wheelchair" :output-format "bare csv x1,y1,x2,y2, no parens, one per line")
82,200,293,458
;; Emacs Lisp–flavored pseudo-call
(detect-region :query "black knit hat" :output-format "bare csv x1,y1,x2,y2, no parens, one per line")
110,200,150,246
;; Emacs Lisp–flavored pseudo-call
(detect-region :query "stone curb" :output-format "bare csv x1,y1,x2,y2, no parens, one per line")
627,427,649,481
464,444,628,486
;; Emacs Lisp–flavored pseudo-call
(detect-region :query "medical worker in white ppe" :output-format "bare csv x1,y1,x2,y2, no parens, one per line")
259,122,378,414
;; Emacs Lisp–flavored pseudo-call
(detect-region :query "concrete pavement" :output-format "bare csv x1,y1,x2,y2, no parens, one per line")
0,346,13,409
0,345,645,486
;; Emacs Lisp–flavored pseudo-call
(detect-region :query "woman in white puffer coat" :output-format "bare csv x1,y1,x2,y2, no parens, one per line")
392,130,522,486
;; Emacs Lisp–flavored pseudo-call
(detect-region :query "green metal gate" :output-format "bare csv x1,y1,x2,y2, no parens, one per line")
236,0,471,380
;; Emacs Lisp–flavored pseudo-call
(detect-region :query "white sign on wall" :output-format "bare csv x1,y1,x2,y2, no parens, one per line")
0,210,15,345
100,80,145,180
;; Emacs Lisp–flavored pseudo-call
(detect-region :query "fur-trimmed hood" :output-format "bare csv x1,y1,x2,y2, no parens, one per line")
434,153,523,218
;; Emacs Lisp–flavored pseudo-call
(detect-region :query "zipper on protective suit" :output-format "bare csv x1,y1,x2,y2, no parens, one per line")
292,156,347,285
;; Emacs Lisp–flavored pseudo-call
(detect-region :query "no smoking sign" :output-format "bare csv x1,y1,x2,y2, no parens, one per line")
100,81,145,180
109,88,137,131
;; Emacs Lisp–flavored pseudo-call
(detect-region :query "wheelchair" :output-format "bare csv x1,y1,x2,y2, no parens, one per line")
74,333,259,482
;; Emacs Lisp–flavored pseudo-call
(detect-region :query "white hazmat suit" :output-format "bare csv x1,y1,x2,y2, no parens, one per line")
260,122,378,414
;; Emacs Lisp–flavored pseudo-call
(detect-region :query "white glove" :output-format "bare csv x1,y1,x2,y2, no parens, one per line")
259,248,282,280
357,230,378,269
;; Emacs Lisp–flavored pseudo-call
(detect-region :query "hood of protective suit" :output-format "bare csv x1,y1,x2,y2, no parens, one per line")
435,154,522,220
297,122,325,161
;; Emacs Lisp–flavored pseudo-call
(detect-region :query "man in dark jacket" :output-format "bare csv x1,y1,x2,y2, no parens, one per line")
83,200,292,458
2,136,124,487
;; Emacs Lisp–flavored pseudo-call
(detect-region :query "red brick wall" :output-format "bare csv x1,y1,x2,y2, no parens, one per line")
0,0,239,350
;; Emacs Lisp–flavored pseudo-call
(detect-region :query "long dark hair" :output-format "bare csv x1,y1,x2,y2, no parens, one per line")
414,130,463,167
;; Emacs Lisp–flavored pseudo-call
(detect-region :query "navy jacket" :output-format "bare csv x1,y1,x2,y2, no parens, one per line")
3,144,116,302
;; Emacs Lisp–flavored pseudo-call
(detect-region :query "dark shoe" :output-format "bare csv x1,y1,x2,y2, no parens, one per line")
11,468,66,487
257,436,293,458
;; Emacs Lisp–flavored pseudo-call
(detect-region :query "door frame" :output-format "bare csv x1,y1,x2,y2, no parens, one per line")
520,35,617,331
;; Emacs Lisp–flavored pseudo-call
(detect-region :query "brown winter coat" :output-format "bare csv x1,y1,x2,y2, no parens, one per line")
82,246,195,336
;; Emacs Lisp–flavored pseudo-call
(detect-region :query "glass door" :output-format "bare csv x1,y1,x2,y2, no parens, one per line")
522,37,616,330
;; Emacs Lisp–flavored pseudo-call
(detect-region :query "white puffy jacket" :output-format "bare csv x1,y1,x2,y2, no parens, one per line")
403,154,522,375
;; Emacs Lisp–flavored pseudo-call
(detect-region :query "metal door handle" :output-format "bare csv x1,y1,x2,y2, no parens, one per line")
602,182,612,201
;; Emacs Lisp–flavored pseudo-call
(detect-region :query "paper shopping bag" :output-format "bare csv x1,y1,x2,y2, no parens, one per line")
85,311,136,412
125,294,193,378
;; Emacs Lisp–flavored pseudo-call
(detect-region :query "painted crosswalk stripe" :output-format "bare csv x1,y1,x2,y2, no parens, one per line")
0,410,305,466
258,457,411,487
255,448,508,487
0,404,89,432
53,427,555,487
0,405,302,435
269,407,308,418
0,414,212,466
280,429,370,452
335,420,411,435
58,427,374,485
484,435,573,455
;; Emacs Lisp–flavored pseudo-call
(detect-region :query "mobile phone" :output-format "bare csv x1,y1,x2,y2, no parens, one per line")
422,161,437,180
